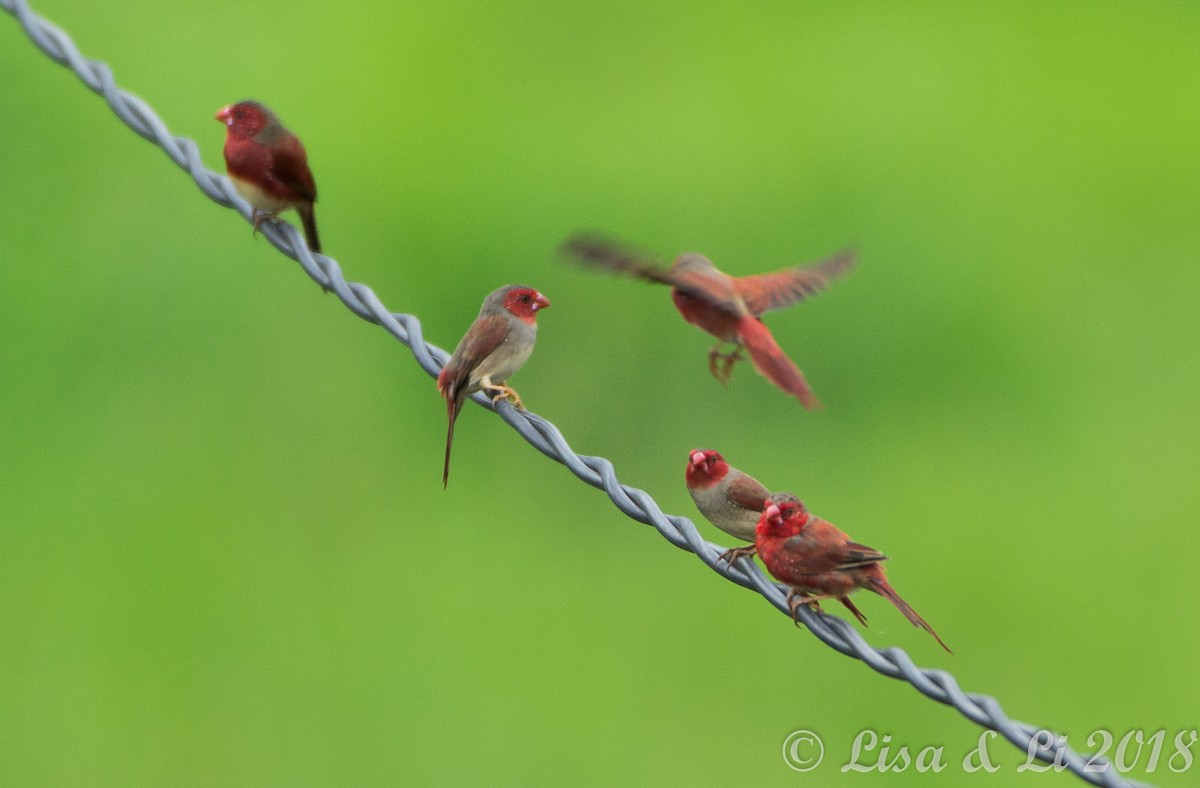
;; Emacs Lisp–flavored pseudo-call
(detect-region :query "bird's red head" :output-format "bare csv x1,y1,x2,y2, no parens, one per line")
685,448,729,489
215,101,273,138
760,492,808,537
502,286,550,323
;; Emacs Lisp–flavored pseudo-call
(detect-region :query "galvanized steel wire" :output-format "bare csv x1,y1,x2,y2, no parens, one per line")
0,1,1149,785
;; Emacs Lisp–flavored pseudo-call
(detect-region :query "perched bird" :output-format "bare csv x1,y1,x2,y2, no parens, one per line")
561,234,853,408
684,448,769,563
437,285,550,487
756,492,950,652
216,100,320,253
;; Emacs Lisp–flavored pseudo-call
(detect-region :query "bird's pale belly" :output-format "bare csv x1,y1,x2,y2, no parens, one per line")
470,337,535,390
231,175,294,213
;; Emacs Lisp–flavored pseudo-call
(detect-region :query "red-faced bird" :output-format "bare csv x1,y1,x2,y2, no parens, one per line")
756,492,950,652
437,285,550,487
216,100,320,253
685,448,770,563
561,234,853,407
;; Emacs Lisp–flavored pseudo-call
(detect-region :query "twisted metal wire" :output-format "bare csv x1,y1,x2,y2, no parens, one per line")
1,2,1151,785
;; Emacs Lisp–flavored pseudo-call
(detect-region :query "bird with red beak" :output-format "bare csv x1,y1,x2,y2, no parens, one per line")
437,285,551,487
215,100,320,253
756,492,950,652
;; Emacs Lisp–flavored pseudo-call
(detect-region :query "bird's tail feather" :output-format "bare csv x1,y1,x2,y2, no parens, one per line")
298,202,321,253
442,396,463,489
839,596,869,626
870,576,952,654
736,315,820,409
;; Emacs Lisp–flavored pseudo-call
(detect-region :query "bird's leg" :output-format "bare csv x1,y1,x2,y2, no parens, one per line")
250,208,282,239
487,384,525,411
720,345,745,382
785,589,839,626
706,343,745,386
707,345,724,382
717,545,757,564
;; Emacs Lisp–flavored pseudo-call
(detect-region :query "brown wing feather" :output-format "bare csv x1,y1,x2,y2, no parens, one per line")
775,532,847,575
559,234,676,286
838,540,888,570
671,269,746,315
725,473,770,512
562,234,747,315
736,249,856,316
271,136,317,202
777,517,884,575
437,313,511,488
438,314,510,402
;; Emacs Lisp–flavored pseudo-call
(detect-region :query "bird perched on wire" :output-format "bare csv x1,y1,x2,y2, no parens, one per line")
437,285,551,487
756,492,950,652
560,233,853,408
684,448,770,563
215,100,320,253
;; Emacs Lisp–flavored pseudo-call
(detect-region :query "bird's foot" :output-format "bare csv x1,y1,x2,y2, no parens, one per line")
707,345,744,386
785,590,838,626
717,545,757,564
488,385,525,411
250,209,281,239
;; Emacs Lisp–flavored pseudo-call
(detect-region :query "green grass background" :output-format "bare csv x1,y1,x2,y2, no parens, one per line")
2,1,1198,785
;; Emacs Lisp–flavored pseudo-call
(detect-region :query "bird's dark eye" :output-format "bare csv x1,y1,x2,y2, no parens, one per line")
521,294,531,303
707,456,716,465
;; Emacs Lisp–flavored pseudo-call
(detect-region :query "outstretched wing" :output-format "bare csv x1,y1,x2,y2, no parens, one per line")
736,249,855,315
562,233,746,315
560,233,677,286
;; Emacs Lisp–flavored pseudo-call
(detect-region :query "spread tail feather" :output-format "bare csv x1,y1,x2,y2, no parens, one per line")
736,315,820,409
871,577,952,654
298,201,320,253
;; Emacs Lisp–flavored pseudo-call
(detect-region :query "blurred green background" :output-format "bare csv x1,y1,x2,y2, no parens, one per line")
2,1,1198,785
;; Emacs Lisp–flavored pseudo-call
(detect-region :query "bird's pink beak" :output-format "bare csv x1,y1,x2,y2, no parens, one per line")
532,292,550,311
764,502,781,523
215,106,233,125
689,451,707,470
